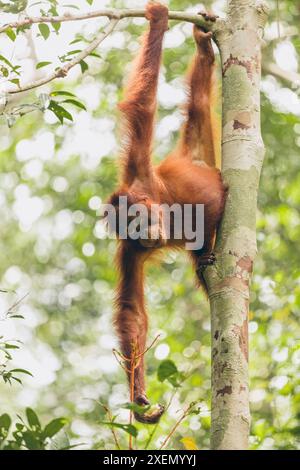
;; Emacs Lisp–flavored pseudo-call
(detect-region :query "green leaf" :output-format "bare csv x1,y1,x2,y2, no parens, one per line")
48,6,60,31
0,66,9,77
89,52,101,58
26,408,41,429
2,351,12,360
10,368,33,377
167,375,181,387
43,418,67,438
0,0,28,14
65,49,81,56
36,61,52,69
62,4,80,9
62,99,86,111
22,430,41,450
80,60,88,74
4,343,19,349
0,414,11,434
11,376,22,385
52,22,61,33
48,100,73,124
38,23,50,40
51,90,75,97
69,37,85,45
0,54,15,69
9,78,20,87
100,421,138,438
5,27,16,41
0,414,11,445
157,359,178,382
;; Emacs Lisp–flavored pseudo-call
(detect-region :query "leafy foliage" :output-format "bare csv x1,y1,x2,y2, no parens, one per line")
0,408,67,450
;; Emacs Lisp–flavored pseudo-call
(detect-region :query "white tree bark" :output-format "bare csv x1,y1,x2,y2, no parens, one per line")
204,0,269,450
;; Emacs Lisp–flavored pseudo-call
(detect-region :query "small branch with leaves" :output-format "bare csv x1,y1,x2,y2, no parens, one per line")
0,8,219,97
1,90,87,127
8,19,119,95
0,290,32,386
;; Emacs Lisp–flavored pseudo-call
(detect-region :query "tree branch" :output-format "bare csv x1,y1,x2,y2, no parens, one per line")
8,19,119,94
4,8,222,96
0,8,220,33
263,62,300,89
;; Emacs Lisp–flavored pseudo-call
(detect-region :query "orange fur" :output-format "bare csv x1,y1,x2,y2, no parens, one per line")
108,2,226,423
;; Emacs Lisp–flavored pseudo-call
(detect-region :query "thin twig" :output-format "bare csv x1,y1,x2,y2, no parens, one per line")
113,334,160,368
112,348,131,373
144,388,177,450
98,402,121,450
134,334,161,360
0,8,220,34
3,292,29,318
112,348,128,361
129,345,137,451
8,19,119,95
159,402,197,450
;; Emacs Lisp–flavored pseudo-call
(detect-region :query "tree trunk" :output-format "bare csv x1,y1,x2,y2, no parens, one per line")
204,0,268,450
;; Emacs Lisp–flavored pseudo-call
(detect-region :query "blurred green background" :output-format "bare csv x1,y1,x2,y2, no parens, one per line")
0,0,299,450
